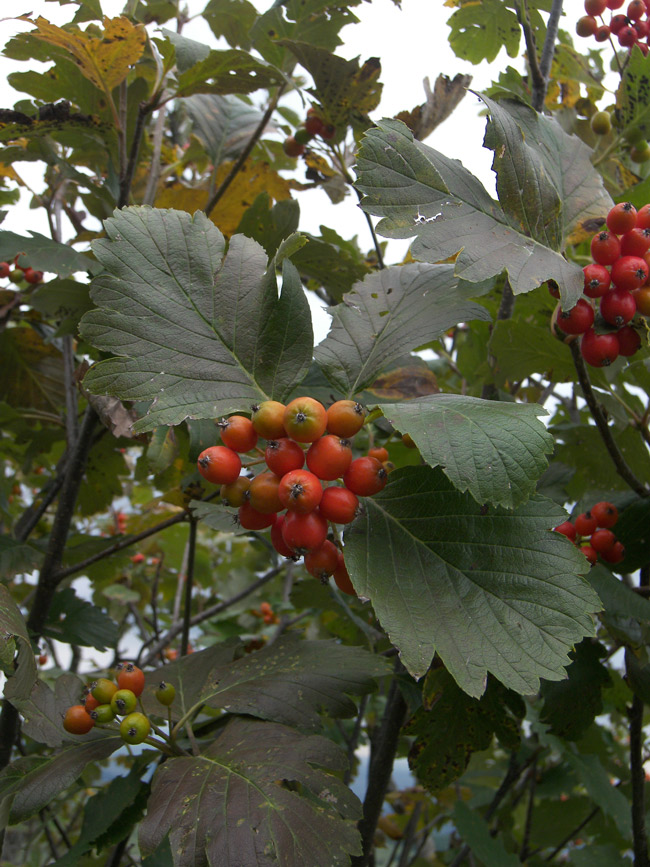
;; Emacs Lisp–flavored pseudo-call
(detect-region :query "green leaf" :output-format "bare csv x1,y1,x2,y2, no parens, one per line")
203,0,258,49
447,0,520,64
147,426,178,475
173,47,285,98
377,394,553,508
80,208,313,432
586,564,650,623
139,716,362,866
291,227,370,303
569,845,630,867
565,752,630,837
615,45,650,141
452,801,520,867
314,263,490,397
42,588,118,650
0,326,66,415
29,279,94,336
236,193,300,259
356,119,584,304
183,93,265,166
490,317,579,382
407,669,523,791
0,536,42,578
142,634,387,729
156,30,209,72
0,585,37,704
343,466,600,695
611,496,650,572
5,672,86,748
189,500,247,534
0,230,99,277
539,640,611,741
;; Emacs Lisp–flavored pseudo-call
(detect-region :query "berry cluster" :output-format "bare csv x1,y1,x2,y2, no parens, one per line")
0,258,43,285
554,500,624,565
282,108,336,158
252,600,279,625
577,0,650,53
553,202,649,366
62,662,175,743
197,397,392,596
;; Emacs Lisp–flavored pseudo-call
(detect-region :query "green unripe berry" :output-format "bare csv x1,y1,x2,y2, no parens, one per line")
120,712,151,745
110,688,138,716
155,681,176,706
90,704,116,724
91,678,118,704
590,111,612,136
631,142,650,163
294,127,313,145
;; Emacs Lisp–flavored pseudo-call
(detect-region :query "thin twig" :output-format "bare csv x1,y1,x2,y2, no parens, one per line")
181,517,197,657
569,340,649,497
543,806,600,861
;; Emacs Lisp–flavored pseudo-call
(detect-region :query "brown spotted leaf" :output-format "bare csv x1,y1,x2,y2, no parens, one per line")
395,73,472,141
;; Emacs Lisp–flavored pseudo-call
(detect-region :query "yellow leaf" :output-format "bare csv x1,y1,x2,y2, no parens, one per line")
303,152,337,179
156,160,293,237
31,16,146,94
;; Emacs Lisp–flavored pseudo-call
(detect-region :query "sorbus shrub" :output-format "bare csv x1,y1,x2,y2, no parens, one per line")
91,678,118,704
590,528,617,552
595,24,611,40
610,256,648,292
155,682,176,706
197,445,241,485
633,286,650,314
283,136,305,157
278,469,323,513
637,204,650,228
585,0,607,12
111,689,138,716
367,446,389,462
591,231,621,265
583,263,611,298
120,712,151,745
600,288,638,326
306,435,353,480
271,514,296,558
333,552,356,596
90,704,116,724
600,540,626,563
575,512,598,536
0,262,9,278
343,456,388,496
220,475,250,507
265,438,304,476
218,415,258,452
607,202,638,234
577,15,598,37
304,110,325,136
84,693,99,713
617,325,641,356
557,299,594,334
620,227,650,256
581,545,598,565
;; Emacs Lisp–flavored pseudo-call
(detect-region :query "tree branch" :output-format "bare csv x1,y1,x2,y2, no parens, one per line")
569,340,650,497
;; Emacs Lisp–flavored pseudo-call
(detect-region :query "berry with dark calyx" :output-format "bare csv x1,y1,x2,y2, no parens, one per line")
368,446,389,462
319,485,359,524
91,678,118,704
283,136,305,158
283,397,327,443
591,230,621,265
120,712,151,745
600,540,625,563
581,545,598,566
607,202,638,235
590,528,617,552
111,688,138,716
590,112,612,136
634,18,650,37
610,13,628,33
238,501,275,530
580,328,620,367
600,288,637,326
63,705,95,735
618,24,638,46
591,500,619,528
554,521,577,541
344,456,388,497
90,704,116,724
155,681,176,706
265,438,304,477
251,401,286,439
197,446,241,485
320,124,336,140
85,693,100,713
610,255,649,291
218,415,258,453
326,400,367,437
306,435,353,480
557,299,594,335
22,267,43,284
304,540,340,581
271,514,296,558
621,227,650,256
628,0,646,18
281,509,328,554
333,552,356,596
0,262,9,279
548,280,560,298
402,433,417,449
583,263,611,298
278,468,323,513
248,471,283,514
595,23,612,40
617,324,641,356
577,15,598,37
575,512,598,536
220,475,250,507
116,662,145,697
304,111,325,136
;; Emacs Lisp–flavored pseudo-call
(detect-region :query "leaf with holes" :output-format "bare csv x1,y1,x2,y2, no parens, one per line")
139,716,361,866
79,207,313,432
343,466,600,696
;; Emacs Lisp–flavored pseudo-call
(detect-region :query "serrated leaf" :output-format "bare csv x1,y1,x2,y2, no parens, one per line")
395,73,472,141
452,801,520,867
0,536,42,577
173,47,284,98
147,426,178,475
139,716,361,866
539,640,611,741
355,119,584,304
30,279,94,335
0,585,37,704
616,45,650,141
42,588,118,650
236,193,300,259
203,0,258,49
378,394,553,508
447,0,520,64
0,230,98,277
79,208,313,432
189,500,248,534
490,316,579,382
343,466,600,695
142,634,387,729
30,15,146,93
0,326,66,414
314,263,490,396
183,94,265,165
4,672,86,749
586,564,650,623
565,752,630,837
407,669,523,791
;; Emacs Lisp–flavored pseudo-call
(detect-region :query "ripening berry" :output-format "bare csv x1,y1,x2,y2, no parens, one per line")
63,705,95,735
553,521,577,541
343,457,387,497
304,540,340,581
197,446,241,485
580,328,620,367
591,500,619,528
218,415,258,452
599,540,625,563
251,401,286,439
575,512,598,536
590,528,617,552
557,299,594,335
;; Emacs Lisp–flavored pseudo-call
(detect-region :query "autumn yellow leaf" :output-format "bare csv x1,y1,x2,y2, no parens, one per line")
31,16,146,95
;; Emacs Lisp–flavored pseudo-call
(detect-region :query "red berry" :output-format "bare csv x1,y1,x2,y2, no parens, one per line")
130,552,145,564
265,438,304,477
281,510,328,554
590,528,617,552
304,113,325,136
580,545,598,566
591,500,619,528
306,435,353,481
580,328,620,367
591,231,621,266
621,227,650,257
585,0,607,13
271,514,296,558
607,202,638,235
326,400,367,437
600,540,625,563
595,23,611,40
577,15,599,36
22,267,43,284
319,486,359,524
634,18,650,37
238,501,275,530
634,285,650,314
283,136,305,157
218,415,258,452
606,0,625,8
220,476,250,507
197,446,241,485
304,540,340,581
610,13,629,33
557,298,594,334
575,513,598,536
618,25,638,46
610,255,649,291
283,397,327,443
600,288,637,326
617,324,641,356
343,456,388,497
248,471,283,514
628,0,647,19
0,262,9,279
278,469,323,513
583,263,611,298
320,124,336,140
554,521,577,541
333,552,356,596
63,705,95,735
116,662,145,697
367,446,389,462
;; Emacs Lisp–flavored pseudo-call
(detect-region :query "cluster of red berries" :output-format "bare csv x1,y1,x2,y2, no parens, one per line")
0,258,43,285
252,601,279,625
554,500,624,565
196,397,393,596
62,662,175,743
553,202,649,366
577,0,650,52
282,108,336,158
